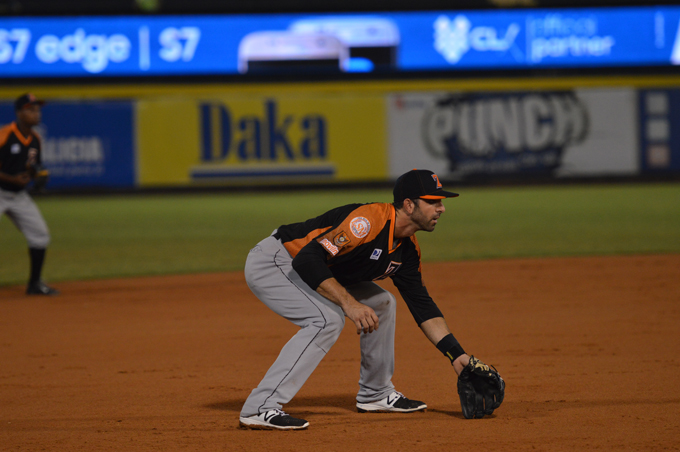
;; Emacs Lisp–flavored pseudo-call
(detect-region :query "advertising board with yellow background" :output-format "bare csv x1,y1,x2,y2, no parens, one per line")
136,93,386,186
3,74,680,189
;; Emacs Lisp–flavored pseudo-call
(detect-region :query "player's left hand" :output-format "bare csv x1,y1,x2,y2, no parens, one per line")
30,165,50,192
457,355,505,419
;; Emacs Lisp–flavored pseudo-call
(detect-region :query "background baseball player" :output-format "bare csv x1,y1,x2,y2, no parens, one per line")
0,93,59,295
239,169,504,430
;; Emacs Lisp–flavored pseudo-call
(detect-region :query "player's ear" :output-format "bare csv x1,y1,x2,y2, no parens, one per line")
403,198,416,215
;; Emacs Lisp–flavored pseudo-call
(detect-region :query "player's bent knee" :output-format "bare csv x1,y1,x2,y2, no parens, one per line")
310,316,344,352
27,232,50,249
320,314,345,336
384,291,397,307
374,291,397,315
312,314,344,336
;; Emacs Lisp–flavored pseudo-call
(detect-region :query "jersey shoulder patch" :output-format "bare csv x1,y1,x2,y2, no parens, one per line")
346,203,391,240
349,216,371,238
316,203,391,257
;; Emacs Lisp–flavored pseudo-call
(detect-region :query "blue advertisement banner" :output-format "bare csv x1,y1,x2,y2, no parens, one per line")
1,6,680,78
0,101,135,189
639,89,680,173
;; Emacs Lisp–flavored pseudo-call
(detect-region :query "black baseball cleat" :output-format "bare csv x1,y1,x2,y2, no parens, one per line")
26,281,60,296
356,391,427,413
239,409,309,430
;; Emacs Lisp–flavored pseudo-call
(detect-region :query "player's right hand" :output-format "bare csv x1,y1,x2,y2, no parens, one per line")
315,278,379,334
345,301,379,335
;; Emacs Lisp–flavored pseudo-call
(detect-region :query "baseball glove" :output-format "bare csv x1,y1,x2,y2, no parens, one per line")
457,355,505,419
30,165,50,192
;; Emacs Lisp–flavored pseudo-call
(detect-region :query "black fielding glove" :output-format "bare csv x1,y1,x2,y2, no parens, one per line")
457,355,505,419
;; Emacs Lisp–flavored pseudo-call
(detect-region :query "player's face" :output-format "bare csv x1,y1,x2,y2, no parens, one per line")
412,198,445,232
17,104,41,127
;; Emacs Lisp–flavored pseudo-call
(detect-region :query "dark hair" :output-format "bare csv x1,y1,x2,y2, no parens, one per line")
392,198,420,211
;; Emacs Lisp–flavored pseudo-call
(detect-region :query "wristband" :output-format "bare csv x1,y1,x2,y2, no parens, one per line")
436,333,465,364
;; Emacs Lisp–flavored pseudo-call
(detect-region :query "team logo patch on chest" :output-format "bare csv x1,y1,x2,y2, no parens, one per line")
350,217,371,238
373,261,402,280
370,249,382,260
10,143,20,154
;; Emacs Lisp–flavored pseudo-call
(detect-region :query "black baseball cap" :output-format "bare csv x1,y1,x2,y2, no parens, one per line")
14,93,45,111
393,169,459,203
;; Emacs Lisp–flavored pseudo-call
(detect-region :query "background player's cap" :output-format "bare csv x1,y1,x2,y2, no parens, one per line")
393,169,459,203
15,93,46,111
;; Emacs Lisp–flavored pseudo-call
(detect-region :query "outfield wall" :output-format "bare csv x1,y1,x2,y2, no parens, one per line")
1,75,679,189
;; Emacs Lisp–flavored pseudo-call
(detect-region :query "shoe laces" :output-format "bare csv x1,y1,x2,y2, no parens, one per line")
389,391,405,403
260,408,286,423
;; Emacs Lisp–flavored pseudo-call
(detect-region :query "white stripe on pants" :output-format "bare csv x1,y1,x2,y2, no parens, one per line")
240,234,396,417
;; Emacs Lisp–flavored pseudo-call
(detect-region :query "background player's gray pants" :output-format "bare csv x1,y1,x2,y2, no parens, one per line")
0,188,50,248
240,234,396,417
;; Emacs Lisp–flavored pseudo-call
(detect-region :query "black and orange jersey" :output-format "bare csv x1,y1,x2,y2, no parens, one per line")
0,122,42,192
276,202,443,325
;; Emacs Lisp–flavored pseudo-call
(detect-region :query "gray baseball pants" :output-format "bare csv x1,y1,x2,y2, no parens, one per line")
0,188,50,248
240,233,396,417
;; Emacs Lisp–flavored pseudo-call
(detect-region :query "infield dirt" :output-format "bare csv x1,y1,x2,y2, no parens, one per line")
1,254,679,451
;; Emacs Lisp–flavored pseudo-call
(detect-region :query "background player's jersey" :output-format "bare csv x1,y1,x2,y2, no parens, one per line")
0,122,42,192
276,202,444,325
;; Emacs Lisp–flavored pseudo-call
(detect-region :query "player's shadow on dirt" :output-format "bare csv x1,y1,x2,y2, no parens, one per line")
206,394,363,413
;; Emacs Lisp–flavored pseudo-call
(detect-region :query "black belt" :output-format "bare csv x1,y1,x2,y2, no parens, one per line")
272,231,281,240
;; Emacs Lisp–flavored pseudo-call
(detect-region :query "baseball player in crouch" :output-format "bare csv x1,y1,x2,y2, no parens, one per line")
239,169,504,430
0,93,59,295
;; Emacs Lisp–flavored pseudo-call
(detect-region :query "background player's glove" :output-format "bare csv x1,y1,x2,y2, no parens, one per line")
457,355,505,419
29,164,50,192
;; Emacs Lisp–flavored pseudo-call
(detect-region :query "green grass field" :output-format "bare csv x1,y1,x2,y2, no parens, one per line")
1,182,679,286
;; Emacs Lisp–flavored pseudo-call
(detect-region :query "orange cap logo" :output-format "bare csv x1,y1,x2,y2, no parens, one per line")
432,174,442,189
